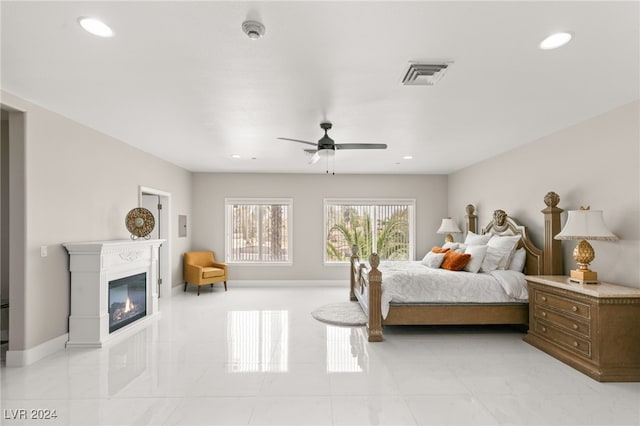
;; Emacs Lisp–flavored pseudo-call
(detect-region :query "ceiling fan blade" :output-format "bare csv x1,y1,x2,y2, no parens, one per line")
335,143,388,150
277,137,317,147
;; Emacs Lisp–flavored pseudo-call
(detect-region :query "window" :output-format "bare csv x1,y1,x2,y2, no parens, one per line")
324,199,415,263
225,198,292,264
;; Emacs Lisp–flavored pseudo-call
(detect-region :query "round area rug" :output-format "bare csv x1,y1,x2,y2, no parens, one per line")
311,302,367,326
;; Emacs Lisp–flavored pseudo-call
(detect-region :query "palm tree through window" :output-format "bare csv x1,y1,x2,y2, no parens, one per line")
324,199,415,263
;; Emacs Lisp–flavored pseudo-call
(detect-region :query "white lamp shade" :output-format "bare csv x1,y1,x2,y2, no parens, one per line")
437,218,461,234
555,210,618,241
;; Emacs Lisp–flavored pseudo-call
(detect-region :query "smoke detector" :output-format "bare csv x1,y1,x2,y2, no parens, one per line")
242,20,266,40
401,61,452,86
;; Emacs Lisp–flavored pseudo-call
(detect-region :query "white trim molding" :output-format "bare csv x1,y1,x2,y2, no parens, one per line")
6,333,68,367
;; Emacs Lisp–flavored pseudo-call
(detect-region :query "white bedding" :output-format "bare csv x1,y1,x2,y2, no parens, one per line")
371,261,528,319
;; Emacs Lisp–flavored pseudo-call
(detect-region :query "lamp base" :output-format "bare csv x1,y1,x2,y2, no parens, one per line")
569,269,599,285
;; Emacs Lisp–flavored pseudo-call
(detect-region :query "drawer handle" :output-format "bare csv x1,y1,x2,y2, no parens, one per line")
541,311,547,317
541,296,547,302
542,327,547,333
573,324,578,330
573,341,579,347
572,306,578,312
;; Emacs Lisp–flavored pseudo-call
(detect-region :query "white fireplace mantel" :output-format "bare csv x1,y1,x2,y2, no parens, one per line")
63,239,165,348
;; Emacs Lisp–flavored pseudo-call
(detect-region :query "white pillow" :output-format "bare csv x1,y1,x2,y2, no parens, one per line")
508,247,527,272
464,231,492,246
487,235,521,269
421,251,446,269
442,242,459,250
480,250,502,272
463,245,488,273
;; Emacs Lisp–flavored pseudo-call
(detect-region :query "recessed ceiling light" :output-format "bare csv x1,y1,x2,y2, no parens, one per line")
78,17,114,38
403,155,413,160
231,154,241,159
539,32,572,50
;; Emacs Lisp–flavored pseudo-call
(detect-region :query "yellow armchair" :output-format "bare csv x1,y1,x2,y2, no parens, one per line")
183,251,228,295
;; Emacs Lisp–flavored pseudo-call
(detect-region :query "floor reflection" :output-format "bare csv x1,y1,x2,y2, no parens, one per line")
227,310,288,373
107,330,147,396
326,326,368,373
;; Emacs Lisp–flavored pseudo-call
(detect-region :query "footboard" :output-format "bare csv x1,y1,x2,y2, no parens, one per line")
349,250,383,342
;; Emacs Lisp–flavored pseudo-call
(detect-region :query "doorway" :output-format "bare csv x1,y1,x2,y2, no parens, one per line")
1,106,26,363
139,186,171,298
1,110,9,353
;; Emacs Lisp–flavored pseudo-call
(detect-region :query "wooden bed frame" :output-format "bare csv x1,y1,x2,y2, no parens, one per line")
349,192,564,342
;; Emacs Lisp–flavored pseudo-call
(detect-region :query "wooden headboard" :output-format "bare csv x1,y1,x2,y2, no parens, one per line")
465,191,563,276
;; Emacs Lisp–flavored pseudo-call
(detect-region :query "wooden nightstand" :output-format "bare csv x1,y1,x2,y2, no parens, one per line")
523,275,640,382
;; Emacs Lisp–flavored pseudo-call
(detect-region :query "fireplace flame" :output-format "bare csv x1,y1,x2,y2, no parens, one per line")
124,297,133,313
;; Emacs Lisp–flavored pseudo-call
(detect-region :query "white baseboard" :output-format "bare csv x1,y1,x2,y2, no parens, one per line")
173,280,344,293
172,283,185,296
229,280,344,287
6,333,68,367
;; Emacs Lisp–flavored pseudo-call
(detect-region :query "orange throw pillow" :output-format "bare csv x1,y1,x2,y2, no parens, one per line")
441,250,471,271
431,246,450,254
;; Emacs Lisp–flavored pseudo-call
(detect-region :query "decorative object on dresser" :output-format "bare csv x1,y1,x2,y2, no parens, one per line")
436,217,462,243
523,275,640,382
125,207,155,240
349,191,562,342
554,207,618,284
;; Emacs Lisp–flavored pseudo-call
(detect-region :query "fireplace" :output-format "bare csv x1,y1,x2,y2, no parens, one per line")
63,239,164,348
109,272,147,333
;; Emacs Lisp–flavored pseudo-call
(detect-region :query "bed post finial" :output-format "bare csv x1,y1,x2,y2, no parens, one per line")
544,191,560,208
541,191,563,275
465,204,477,234
369,253,380,269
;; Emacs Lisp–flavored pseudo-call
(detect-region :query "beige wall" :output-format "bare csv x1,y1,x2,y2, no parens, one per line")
449,100,640,288
6,87,637,356
1,91,193,351
192,173,448,281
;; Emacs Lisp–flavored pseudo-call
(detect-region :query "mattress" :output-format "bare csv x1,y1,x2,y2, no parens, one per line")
371,261,528,319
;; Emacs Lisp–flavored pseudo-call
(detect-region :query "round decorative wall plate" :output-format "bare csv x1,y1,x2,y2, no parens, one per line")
125,207,155,239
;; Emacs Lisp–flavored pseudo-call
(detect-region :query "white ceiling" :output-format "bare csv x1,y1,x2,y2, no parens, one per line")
2,1,639,174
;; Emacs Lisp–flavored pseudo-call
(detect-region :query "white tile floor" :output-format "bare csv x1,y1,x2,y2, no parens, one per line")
1,284,639,426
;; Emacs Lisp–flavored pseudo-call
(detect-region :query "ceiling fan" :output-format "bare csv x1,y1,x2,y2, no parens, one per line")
278,122,387,165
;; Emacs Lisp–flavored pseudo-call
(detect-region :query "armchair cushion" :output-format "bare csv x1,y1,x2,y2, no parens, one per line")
202,267,225,279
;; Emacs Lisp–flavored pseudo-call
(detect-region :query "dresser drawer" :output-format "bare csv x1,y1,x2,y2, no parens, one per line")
534,306,590,338
534,320,592,359
535,290,591,320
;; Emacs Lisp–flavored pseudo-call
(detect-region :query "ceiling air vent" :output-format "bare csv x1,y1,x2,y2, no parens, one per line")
401,62,451,86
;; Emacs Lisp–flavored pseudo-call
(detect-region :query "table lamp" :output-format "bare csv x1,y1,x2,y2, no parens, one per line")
554,207,618,284
437,218,462,243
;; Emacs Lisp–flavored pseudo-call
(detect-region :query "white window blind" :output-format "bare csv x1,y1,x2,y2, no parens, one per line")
324,199,415,263
225,198,292,264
